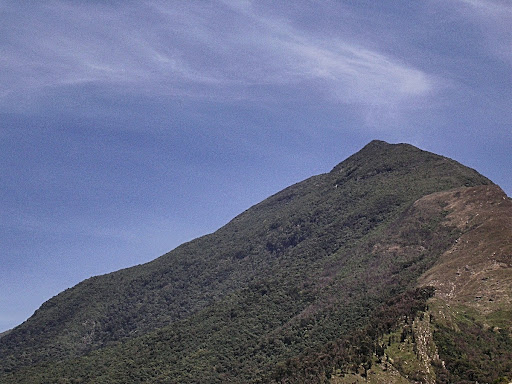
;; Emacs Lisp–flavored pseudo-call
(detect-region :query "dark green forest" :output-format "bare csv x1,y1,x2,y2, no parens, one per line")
2,140,505,383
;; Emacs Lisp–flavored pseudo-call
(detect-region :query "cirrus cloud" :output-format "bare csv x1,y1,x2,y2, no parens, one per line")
0,1,436,111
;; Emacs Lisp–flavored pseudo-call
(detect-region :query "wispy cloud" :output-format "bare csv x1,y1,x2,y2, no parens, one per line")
0,0,436,112
457,0,512,15
449,0,512,64
218,0,434,104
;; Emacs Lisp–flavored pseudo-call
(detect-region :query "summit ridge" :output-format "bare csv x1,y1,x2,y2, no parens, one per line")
1,141,509,384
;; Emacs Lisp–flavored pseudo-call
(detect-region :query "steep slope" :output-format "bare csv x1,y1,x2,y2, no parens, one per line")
0,140,496,383
418,184,512,313
325,184,512,384
418,185,512,383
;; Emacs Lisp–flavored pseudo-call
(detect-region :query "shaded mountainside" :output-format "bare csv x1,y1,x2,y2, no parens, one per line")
1,140,510,383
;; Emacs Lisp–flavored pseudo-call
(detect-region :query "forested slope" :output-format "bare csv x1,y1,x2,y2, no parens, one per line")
2,140,503,383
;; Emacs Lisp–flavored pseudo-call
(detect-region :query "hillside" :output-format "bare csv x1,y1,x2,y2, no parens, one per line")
1,140,510,383
327,184,512,384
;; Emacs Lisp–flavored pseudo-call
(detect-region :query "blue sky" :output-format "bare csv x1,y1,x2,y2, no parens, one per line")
1,0,511,332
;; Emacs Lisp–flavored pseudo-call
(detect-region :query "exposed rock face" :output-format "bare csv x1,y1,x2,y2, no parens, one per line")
418,184,512,316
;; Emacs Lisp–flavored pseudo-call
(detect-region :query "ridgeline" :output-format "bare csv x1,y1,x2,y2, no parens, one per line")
2,140,510,383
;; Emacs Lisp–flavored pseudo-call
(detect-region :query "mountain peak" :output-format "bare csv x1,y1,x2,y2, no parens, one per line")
0,141,506,384
365,138,391,147
330,140,414,173
330,140,491,190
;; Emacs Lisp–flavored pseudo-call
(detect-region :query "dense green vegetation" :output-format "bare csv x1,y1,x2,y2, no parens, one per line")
270,287,436,383
0,140,494,383
433,313,512,383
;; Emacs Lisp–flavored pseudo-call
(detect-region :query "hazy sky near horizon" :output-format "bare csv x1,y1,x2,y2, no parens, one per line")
1,0,511,332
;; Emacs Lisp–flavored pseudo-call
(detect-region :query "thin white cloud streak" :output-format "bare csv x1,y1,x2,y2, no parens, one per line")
220,0,434,101
449,0,512,64
458,0,512,15
0,1,436,111
150,0,437,106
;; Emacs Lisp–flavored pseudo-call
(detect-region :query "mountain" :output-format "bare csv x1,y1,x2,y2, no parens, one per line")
1,140,510,383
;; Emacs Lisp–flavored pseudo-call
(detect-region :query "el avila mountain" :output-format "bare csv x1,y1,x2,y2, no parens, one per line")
1,140,511,383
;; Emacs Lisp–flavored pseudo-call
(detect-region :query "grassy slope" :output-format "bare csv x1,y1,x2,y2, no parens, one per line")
0,140,493,383
422,185,512,383
328,185,512,383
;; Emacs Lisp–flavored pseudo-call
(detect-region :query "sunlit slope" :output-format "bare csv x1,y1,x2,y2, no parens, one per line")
0,140,495,383
327,184,512,384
